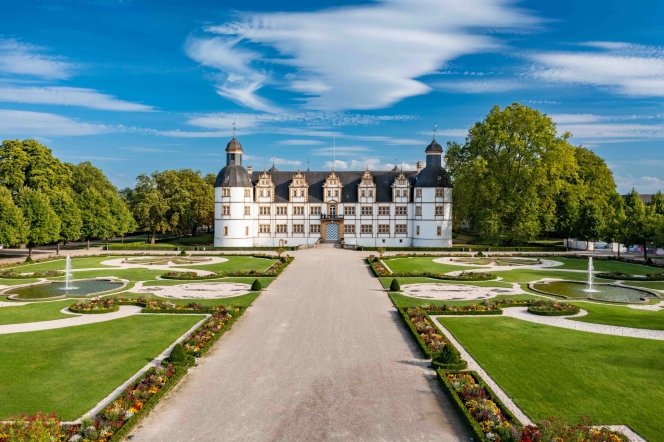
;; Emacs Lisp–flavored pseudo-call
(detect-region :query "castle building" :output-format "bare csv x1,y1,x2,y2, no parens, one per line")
214,137,453,247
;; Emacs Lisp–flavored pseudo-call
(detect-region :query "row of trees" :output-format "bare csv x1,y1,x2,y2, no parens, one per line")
446,103,664,258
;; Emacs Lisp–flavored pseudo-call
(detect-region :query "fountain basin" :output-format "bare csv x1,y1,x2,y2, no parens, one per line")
5,279,126,300
530,281,659,303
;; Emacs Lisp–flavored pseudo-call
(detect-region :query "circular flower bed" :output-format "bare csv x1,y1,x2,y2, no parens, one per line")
70,298,119,314
527,300,579,316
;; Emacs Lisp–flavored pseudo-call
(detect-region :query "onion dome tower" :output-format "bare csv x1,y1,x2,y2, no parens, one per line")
214,137,252,188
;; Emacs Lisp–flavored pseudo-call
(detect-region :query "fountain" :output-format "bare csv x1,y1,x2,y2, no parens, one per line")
583,257,597,293
62,255,78,291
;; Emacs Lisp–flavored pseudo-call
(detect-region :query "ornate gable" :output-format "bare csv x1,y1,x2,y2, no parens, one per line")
322,171,342,203
289,169,309,201
392,172,411,202
358,167,376,203
254,169,275,202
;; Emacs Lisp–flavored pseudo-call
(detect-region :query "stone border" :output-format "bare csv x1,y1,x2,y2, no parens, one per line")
4,278,128,302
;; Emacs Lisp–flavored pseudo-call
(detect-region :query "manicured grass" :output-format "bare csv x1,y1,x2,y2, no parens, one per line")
111,292,260,308
143,277,274,288
548,257,658,275
0,278,41,286
53,269,165,282
6,256,119,272
181,256,277,273
623,281,664,290
571,302,664,330
388,291,538,308
378,277,513,289
438,317,664,441
382,257,484,274
0,314,204,420
0,301,72,325
495,269,599,283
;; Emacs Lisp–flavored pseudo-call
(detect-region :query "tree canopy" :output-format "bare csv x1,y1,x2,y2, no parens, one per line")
0,139,71,196
0,186,27,247
16,188,61,256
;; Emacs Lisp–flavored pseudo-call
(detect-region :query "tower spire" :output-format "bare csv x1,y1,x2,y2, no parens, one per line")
333,136,336,172
232,121,236,138
433,122,437,140
307,157,310,172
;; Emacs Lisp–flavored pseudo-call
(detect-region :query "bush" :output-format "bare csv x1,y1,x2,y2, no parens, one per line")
179,249,187,256
251,279,262,291
436,343,462,365
389,278,400,291
167,343,193,366
24,256,33,263
475,250,484,257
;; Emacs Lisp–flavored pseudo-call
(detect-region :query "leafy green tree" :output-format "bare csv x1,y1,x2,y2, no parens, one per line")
648,191,664,215
132,174,174,244
623,189,660,260
16,188,60,257
50,189,82,254
602,193,628,258
445,103,577,245
108,193,136,245
67,161,117,195
0,139,71,196
77,188,114,249
555,188,580,251
0,186,27,247
576,201,605,250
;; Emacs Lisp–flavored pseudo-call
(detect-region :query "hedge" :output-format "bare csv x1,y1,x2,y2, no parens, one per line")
362,245,566,252
106,243,297,251
69,306,120,314
527,306,580,316
596,272,664,281
431,359,468,371
160,273,221,280
396,307,466,361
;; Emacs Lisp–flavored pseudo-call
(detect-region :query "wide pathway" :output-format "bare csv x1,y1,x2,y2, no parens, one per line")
131,247,468,442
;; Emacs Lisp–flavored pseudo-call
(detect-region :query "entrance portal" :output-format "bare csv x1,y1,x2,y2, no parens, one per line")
326,223,339,241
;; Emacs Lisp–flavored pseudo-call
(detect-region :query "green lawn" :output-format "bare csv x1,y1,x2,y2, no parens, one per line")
495,269,599,283
142,276,274,288
0,301,72,325
111,292,260,308
378,277,513,289
548,257,657,275
623,281,664,290
6,256,119,272
438,317,664,442
389,291,537,308
181,256,277,273
0,314,204,420
571,302,664,330
0,278,41,286
382,257,483,274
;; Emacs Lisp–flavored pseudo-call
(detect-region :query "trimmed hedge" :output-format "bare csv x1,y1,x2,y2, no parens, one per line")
527,305,580,316
106,243,297,251
160,273,221,280
431,360,468,370
362,245,566,252
0,270,64,279
69,306,119,314
432,309,502,316
596,272,664,281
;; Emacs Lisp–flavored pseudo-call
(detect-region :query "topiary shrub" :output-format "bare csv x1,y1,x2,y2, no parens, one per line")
251,279,262,291
390,278,401,291
179,249,188,256
475,250,484,257
167,343,189,365
24,256,33,263
435,343,462,365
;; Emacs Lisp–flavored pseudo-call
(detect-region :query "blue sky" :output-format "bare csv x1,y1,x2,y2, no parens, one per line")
1,0,663,193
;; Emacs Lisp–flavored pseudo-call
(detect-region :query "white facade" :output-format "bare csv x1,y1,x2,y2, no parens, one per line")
214,139,453,248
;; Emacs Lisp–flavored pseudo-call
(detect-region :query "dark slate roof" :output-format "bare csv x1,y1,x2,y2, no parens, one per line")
253,168,452,203
225,138,242,152
425,139,443,153
413,166,452,188
215,165,252,187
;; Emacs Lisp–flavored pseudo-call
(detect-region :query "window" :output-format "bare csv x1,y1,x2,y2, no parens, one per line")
267,190,271,197
416,206,422,216
327,190,331,197
416,188,422,198
223,226,228,236
395,224,407,234
260,190,264,197
378,206,389,216
310,224,321,233
260,206,271,215
276,224,287,233
259,224,270,233
395,206,407,216
437,226,442,236
435,206,444,216
378,224,389,234
344,206,355,216
293,206,304,215
334,190,339,197
244,206,251,216
245,226,249,236
361,206,373,216
244,189,251,198
310,206,321,215
222,205,230,215
360,224,373,234
361,190,365,197
293,224,304,233
344,224,355,234
222,188,230,197
416,225,420,235
276,206,287,215
436,188,444,198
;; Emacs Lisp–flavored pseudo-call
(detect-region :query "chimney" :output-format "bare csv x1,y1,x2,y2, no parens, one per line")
247,166,253,175
416,161,423,174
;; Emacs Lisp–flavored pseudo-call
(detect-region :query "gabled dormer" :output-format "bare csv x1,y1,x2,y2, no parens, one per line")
289,169,309,202
392,172,411,203
254,169,275,203
322,171,342,203
358,167,376,204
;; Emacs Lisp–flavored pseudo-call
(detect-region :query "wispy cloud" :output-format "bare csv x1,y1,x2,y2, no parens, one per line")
435,79,523,93
312,146,372,156
0,109,109,136
530,42,664,97
0,40,75,79
277,139,325,146
615,174,664,193
348,136,424,145
323,157,417,171
192,0,540,111
0,86,154,111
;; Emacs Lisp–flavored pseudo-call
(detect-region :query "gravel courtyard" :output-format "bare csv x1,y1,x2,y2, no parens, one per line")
130,246,468,441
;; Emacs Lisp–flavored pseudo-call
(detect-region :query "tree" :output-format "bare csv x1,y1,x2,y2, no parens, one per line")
576,201,604,250
132,174,173,244
77,188,114,249
0,186,27,247
108,193,136,246
67,161,117,195
16,188,60,257
50,189,82,254
623,189,659,260
0,139,71,196
649,191,664,215
602,193,628,258
445,103,577,245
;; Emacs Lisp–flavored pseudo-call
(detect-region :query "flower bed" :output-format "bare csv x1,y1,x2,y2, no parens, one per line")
403,307,447,354
70,298,119,314
182,307,240,356
527,301,579,316
426,302,503,316
160,271,220,280
141,300,232,315
440,371,519,441
0,270,63,279
596,272,664,281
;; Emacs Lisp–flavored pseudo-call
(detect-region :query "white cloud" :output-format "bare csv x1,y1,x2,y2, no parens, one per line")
435,79,523,93
323,160,349,169
548,113,602,124
273,158,301,166
312,146,372,156
0,86,154,111
0,40,75,79
530,42,664,97
615,174,664,194
324,157,416,171
432,129,467,137
0,109,109,136
278,139,325,146
349,136,424,145
194,0,539,111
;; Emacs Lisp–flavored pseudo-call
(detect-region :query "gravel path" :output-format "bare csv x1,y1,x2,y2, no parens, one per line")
130,247,469,442
0,305,142,334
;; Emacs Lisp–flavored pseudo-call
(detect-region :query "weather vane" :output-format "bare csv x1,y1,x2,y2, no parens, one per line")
433,123,437,140
232,121,236,138
307,157,310,171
